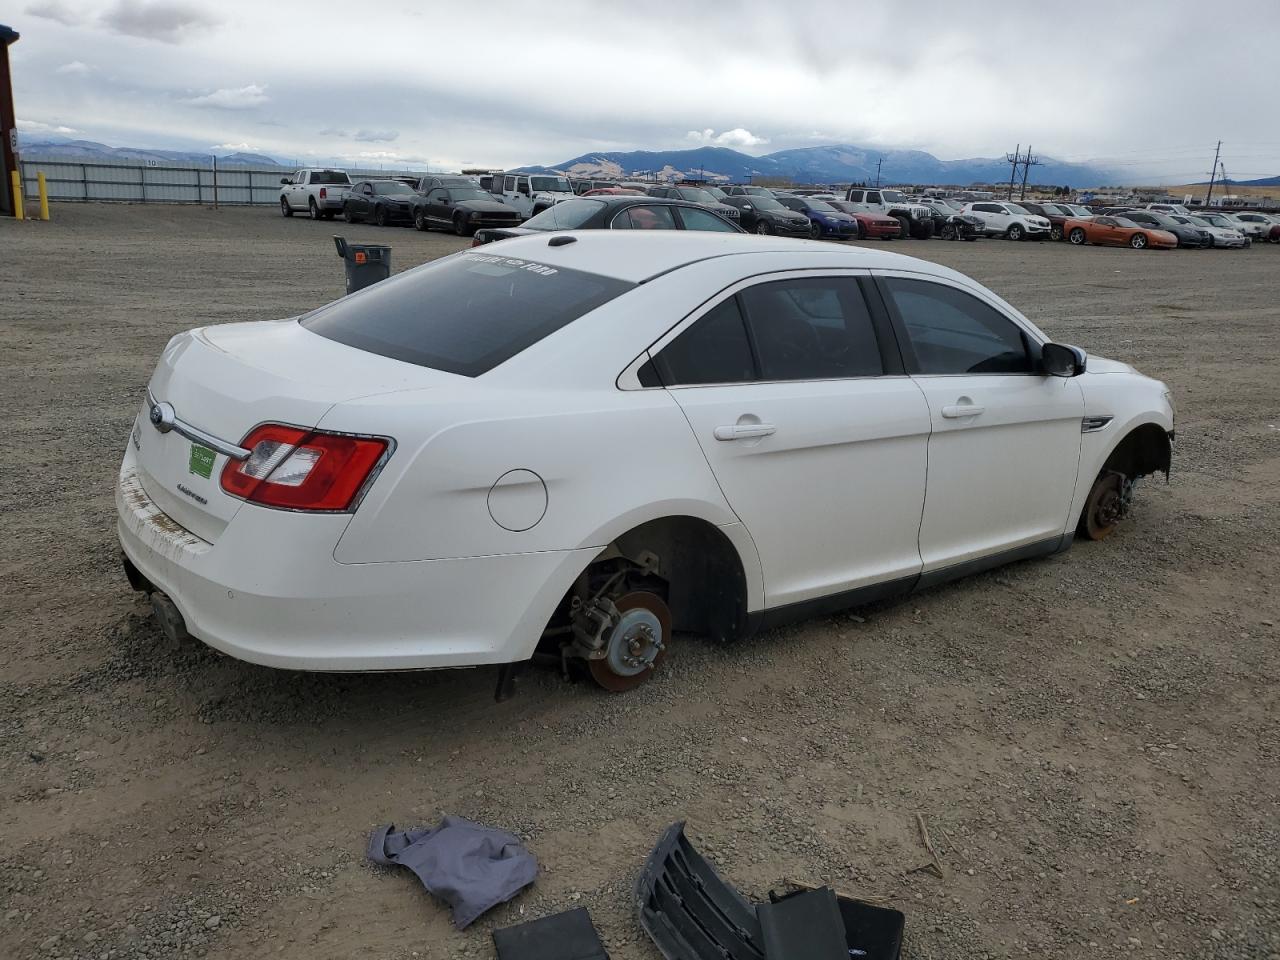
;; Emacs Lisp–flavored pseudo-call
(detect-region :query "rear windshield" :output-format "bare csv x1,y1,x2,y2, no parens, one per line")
522,198,605,229
312,170,350,184
302,253,633,376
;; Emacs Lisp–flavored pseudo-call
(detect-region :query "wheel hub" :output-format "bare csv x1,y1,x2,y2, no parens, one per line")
586,591,672,692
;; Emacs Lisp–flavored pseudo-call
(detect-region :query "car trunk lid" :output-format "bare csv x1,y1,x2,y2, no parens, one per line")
134,318,453,543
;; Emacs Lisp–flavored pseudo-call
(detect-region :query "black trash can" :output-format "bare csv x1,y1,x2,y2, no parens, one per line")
333,235,391,294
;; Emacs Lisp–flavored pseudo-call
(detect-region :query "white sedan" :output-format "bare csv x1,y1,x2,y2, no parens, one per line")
118,232,1174,691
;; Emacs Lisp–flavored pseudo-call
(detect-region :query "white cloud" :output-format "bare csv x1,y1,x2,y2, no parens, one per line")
318,128,399,143
687,127,770,149
17,118,78,135
184,84,269,110
212,142,259,152
56,60,92,75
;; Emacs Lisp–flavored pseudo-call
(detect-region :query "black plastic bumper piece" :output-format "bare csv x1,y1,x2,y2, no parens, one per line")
635,821,764,960
636,822,907,960
492,907,609,960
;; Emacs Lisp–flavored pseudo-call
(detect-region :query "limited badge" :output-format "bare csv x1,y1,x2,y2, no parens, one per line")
189,443,215,479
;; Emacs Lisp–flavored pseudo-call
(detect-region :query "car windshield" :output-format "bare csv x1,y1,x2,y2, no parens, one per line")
881,190,906,202
445,189,493,202
705,187,728,200
531,176,572,193
744,187,773,196
1183,215,1212,226
938,199,965,211
373,181,415,195
806,199,837,212
1005,203,1031,215
311,170,350,184
1113,217,1139,227
676,188,717,203
1067,205,1092,216
521,198,606,230
302,251,633,377
750,197,786,211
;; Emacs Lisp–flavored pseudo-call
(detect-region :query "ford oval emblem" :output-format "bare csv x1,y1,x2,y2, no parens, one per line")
149,401,176,433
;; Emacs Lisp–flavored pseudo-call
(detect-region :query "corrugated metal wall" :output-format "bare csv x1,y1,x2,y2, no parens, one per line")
17,157,426,205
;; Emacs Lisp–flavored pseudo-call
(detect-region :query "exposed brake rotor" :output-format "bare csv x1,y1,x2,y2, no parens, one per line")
1083,472,1127,541
588,591,672,693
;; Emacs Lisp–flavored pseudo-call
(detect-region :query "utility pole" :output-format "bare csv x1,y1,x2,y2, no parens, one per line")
874,157,883,187
1204,140,1222,206
1005,144,1021,199
1019,146,1041,200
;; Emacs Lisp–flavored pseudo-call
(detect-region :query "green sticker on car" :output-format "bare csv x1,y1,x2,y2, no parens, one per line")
189,443,215,479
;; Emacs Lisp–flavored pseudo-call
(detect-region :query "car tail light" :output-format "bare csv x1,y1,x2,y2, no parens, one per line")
220,424,389,512
319,187,328,199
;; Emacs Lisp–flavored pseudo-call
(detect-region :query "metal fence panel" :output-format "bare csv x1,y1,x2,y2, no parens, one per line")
18,156,430,206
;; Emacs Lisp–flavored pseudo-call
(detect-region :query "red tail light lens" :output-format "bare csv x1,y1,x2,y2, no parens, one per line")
319,187,328,199
220,424,389,512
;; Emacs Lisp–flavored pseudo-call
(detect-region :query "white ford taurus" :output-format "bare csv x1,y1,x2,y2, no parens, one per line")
118,232,1174,690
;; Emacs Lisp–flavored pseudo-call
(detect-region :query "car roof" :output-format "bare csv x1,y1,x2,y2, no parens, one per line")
475,230,973,285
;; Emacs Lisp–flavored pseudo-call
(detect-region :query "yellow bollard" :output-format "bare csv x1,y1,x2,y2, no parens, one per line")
10,169,23,220
37,172,49,221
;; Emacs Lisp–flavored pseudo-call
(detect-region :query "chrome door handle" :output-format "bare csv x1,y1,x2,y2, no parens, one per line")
714,422,776,441
941,404,985,419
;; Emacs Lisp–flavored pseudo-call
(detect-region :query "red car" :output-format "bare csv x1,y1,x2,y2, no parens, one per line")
1064,215,1178,250
828,201,900,239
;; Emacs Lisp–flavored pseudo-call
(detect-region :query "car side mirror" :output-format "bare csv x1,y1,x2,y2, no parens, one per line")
280,178,291,185
1042,342,1086,378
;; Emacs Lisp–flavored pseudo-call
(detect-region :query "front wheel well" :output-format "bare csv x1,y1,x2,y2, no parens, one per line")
564,516,749,645
1101,423,1171,480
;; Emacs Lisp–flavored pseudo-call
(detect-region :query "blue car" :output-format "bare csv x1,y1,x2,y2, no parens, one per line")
773,194,860,240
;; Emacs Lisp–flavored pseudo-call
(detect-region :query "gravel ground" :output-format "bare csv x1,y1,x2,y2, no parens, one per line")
1,204,1277,960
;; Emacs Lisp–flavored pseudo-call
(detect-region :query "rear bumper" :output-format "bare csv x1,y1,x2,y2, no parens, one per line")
116,452,592,671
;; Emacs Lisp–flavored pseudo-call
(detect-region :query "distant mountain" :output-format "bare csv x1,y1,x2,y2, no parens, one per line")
1193,174,1280,187
19,139,283,167
519,143,1116,187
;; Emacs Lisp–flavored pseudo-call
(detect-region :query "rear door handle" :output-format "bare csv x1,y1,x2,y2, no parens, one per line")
941,404,985,419
714,422,776,441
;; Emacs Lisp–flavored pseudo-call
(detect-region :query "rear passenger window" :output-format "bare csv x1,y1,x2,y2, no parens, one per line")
676,207,737,232
654,297,756,386
882,277,1033,375
740,278,883,381
612,205,678,230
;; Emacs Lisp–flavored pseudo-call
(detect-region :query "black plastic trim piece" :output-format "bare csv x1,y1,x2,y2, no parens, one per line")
635,821,764,960
914,534,1070,592
745,575,917,637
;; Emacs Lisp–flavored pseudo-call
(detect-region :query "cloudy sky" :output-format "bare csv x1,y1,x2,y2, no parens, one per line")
8,0,1280,180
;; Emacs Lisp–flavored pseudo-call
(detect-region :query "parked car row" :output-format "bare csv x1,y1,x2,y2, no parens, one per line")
277,167,1280,250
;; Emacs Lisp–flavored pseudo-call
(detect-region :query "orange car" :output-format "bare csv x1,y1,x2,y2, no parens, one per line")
1064,215,1178,250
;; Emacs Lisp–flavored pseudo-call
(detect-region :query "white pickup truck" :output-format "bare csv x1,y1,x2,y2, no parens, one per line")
279,169,352,220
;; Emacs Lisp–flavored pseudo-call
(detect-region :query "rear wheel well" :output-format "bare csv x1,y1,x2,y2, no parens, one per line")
556,516,749,646
1101,423,1171,480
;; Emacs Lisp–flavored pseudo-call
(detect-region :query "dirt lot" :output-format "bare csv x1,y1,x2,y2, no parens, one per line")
1,205,1277,960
